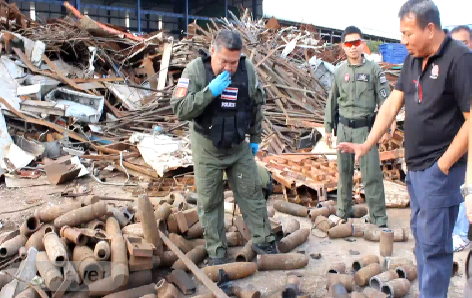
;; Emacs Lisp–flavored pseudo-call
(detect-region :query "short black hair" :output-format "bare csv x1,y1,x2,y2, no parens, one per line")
451,25,471,36
398,0,441,29
213,29,242,52
341,26,363,42
443,28,449,34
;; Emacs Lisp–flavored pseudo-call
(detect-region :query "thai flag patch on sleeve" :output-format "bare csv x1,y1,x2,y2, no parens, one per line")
221,87,238,100
177,78,189,88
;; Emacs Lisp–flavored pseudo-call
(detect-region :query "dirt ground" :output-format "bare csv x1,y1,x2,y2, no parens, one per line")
0,175,468,298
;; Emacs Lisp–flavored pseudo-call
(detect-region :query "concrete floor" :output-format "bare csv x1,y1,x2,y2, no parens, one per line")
0,177,468,298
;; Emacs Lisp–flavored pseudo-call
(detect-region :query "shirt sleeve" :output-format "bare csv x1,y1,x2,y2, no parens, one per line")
452,52,472,112
373,64,390,107
394,55,410,92
324,72,339,132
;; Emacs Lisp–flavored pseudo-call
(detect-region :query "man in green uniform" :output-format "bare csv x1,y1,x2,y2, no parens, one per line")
171,29,276,265
324,26,390,227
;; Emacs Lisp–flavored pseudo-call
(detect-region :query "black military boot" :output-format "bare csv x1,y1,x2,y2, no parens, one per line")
208,255,231,266
251,241,278,255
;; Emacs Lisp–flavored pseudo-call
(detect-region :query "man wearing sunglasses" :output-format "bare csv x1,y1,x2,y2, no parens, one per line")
337,1,471,297
324,26,390,227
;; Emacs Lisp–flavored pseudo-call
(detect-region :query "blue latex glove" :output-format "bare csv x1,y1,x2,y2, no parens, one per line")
208,71,231,97
250,143,258,156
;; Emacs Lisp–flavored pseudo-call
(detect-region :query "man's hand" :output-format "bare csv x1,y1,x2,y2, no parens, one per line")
380,132,391,144
437,156,450,175
326,133,332,147
208,71,231,97
466,195,472,224
337,142,370,163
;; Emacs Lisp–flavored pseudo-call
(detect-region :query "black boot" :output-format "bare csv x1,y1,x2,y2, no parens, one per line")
251,241,278,255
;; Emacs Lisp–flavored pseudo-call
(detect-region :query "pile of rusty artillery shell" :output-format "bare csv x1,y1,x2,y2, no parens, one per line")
273,201,309,217
278,229,310,253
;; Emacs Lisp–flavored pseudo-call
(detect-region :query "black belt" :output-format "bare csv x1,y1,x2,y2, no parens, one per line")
339,115,374,128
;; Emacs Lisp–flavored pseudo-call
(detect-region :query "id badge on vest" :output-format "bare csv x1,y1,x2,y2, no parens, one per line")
220,87,238,109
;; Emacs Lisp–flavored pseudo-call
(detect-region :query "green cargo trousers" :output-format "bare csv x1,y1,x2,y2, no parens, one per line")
191,128,275,258
336,123,388,226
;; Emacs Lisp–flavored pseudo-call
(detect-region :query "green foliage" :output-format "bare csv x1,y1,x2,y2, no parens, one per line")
366,41,382,54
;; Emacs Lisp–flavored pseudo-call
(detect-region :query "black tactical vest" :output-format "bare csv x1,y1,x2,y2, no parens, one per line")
193,54,252,149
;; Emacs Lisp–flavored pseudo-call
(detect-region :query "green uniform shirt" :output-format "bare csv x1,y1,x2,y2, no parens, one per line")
324,57,390,132
171,56,266,144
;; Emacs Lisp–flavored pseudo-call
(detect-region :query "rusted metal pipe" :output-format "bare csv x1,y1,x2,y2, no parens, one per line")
185,222,204,239
37,202,82,222
138,195,163,253
72,245,102,285
381,278,410,298
257,253,309,271
54,202,107,228
87,219,105,231
159,250,178,267
203,262,257,282
394,263,417,281
232,285,261,298
102,283,157,298
326,273,354,292
36,251,63,291
227,232,244,247
355,263,382,286
60,226,87,246
236,241,254,262
0,234,28,258
369,270,399,290
283,219,300,236
168,233,194,254
25,224,54,251
172,245,207,271
379,230,394,257
273,201,308,217
43,231,67,266
94,241,111,261
327,263,346,274
20,216,41,237
106,217,129,287
352,255,380,271
314,216,332,232
278,229,310,253
88,270,153,297
309,207,330,221
328,224,352,239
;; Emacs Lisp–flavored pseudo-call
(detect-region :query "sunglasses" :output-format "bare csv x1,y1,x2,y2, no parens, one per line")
344,39,362,48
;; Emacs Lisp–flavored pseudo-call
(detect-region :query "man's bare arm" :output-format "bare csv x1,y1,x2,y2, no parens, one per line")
438,112,470,174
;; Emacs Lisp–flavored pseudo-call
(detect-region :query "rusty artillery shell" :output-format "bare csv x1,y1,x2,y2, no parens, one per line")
54,201,107,228
88,269,153,297
352,224,367,237
267,206,276,217
25,224,54,251
236,241,254,262
316,200,337,208
364,226,382,242
0,268,15,289
380,230,394,257
283,219,300,236
172,245,207,271
381,278,410,298
107,217,129,287
363,287,388,298
159,250,178,267
278,228,310,253
185,222,203,239
328,223,352,239
0,234,27,258
36,251,63,291
326,273,354,292
203,262,257,282
87,219,106,231
273,201,308,217
94,240,111,261
328,205,337,215
138,195,163,253
309,207,330,221
227,231,244,247
327,262,346,274
107,217,122,236
392,228,408,242
285,275,301,295
154,202,172,221
257,253,309,271
328,215,346,226
351,292,367,298
232,285,261,298
15,287,40,298
395,263,417,281
19,246,27,259
43,231,67,266
140,295,155,298
369,270,399,290
314,215,332,232
168,233,194,253
352,255,380,271
355,263,382,286
20,216,40,236
385,258,413,270
108,206,130,228
102,283,157,298
38,202,82,222
328,283,349,298
72,245,102,285
156,280,179,298
353,206,368,218
60,226,87,246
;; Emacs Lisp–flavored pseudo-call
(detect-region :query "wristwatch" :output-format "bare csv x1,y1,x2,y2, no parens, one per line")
460,184,472,197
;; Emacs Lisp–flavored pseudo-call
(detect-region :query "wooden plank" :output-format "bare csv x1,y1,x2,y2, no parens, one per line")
159,231,230,298
157,42,173,96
